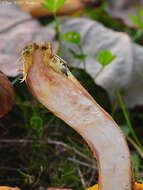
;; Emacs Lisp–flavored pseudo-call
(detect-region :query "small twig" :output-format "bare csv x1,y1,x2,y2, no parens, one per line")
78,168,87,189
127,136,143,159
0,139,33,143
0,139,93,163
94,67,104,79
30,166,43,190
0,167,20,171
48,139,93,163
67,157,97,169
87,159,97,187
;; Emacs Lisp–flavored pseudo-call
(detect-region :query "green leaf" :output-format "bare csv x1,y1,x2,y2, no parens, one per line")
30,116,43,130
129,14,143,29
98,50,116,67
98,1,107,12
120,125,130,137
25,123,31,132
42,0,55,11
138,9,143,19
70,49,87,60
138,10,143,18
132,153,140,174
56,0,67,10
42,0,67,12
63,32,81,44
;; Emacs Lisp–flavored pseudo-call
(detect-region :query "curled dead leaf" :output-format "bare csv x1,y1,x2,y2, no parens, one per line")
0,71,15,118
17,0,98,17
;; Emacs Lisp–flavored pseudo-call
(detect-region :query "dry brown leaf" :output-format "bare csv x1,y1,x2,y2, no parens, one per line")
106,0,143,27
0,4,57,77
0,71,15,118
16,0,143,27
16,0,98,18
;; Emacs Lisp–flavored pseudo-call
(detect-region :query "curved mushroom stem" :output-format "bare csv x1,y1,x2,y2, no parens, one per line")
22,43,134,190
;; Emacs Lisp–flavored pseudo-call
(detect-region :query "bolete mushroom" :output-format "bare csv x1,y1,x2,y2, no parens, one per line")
0,71,15,118
21,42,143,190
0,73,17,190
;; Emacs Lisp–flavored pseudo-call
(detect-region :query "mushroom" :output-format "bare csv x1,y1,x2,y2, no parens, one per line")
21,42,142,190
0,71,15,118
